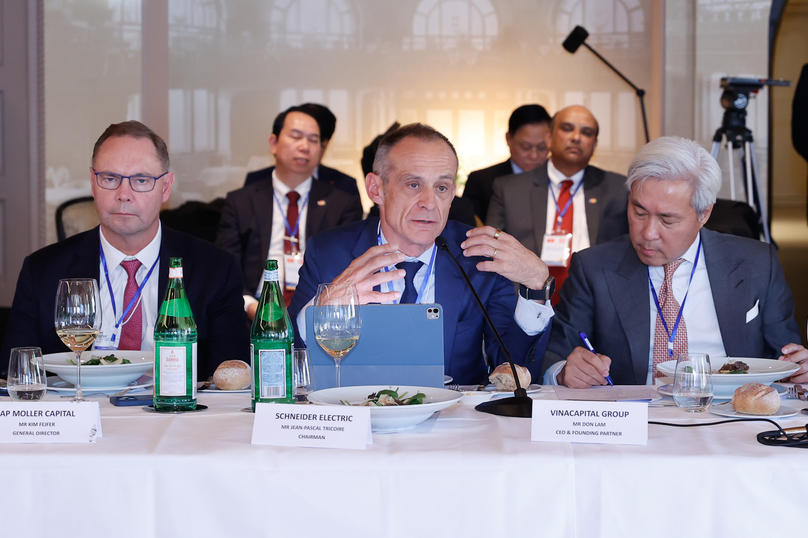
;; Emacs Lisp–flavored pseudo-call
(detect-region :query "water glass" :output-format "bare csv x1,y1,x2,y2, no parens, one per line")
293,348,314,401
672,353,713,412
8,347,47,402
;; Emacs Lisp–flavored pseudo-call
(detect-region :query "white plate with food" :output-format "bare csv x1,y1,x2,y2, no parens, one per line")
657,383,787,400
709,401,799,419
444,375,453,385
656,358,799,399
44,351,153,389
47,376,154,394
485,384,543,397
307,385,462,432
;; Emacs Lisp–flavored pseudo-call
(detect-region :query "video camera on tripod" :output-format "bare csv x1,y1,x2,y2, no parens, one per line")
711,77,791,243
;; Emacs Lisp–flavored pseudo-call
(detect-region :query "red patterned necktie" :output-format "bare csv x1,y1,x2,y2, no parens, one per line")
117,259,143,350
547,179,574,305
653,258,688,378
282,191,301,306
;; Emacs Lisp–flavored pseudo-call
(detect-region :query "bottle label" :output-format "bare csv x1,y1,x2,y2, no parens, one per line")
169,267,183,278
159,298,194,317
264,269,279,282
156,343,197,396
258,349,286,399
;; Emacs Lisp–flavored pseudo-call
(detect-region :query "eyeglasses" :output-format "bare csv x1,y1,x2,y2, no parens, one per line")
92,168,168,193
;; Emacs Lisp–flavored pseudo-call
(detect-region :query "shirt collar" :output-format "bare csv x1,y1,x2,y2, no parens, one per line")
271,169,313,198
547,158,585,186
99,222,162,270
510,159,524,175
680,233,703,267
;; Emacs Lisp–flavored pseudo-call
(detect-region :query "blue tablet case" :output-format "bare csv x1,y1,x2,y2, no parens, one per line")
305,304,444,390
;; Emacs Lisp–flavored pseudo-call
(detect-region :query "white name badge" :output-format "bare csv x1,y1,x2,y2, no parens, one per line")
541,233,573,267
0,402,103,443
283,252,304,289
531,400,647,445
251,403,372,450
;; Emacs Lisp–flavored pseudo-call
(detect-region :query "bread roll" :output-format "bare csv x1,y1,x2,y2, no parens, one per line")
213,360,251,390
731,382,780,415
489,363,532,392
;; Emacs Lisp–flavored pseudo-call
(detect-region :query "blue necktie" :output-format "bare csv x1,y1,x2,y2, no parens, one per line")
396,261,423,304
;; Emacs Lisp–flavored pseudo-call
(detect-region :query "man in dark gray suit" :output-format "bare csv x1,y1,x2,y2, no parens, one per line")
216,106,362,318
463,104,552,223
542,136,808,387
487,105,629,300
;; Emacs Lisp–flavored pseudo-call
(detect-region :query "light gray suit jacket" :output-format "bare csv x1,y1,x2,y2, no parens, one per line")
486,162,629,256
542,229,802,384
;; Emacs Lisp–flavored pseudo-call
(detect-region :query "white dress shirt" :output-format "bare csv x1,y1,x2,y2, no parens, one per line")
97,224,162,351
544,234,727,385
297,227,555,344
544,159,590,255
243,171,313,309
645,235,726,383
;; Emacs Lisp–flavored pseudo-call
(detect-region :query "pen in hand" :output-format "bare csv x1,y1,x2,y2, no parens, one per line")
578,331,614,386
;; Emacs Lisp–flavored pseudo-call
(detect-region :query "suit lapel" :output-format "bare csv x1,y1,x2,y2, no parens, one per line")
701,229,748,356
434,232,467,373
305,180,330,239
251,180,274,264
530,167,549,250
605,242,651,384
582,166,605,243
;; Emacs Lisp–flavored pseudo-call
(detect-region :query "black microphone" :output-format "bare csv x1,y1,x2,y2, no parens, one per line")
562,25,589,53
435,236,532,418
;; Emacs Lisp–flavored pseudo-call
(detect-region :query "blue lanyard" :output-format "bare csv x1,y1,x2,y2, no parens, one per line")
99,244,160,342
648,236,702,356
549,180,584,231
272,189,310,252
377,226,437,305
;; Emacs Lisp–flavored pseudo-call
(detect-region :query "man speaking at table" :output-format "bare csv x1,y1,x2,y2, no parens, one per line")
542,136,808,387
288,123,555,385
1,121,249,380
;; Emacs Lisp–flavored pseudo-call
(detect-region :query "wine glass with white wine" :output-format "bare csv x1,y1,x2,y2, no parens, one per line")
312,283,361,388
54,279,102,402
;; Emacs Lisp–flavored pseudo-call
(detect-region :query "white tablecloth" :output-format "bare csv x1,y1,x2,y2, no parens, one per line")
2,389,806,538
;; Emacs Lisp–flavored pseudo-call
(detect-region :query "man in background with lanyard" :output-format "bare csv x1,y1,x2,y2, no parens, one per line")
487,105,629,303
1,121,249,380
289,123,556,385
541,136,808,387
216,105,363,317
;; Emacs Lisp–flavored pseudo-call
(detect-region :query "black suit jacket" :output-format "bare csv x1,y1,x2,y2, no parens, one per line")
487,162,629,256
1,225,250,380
463,160,514,222
216,176,363,295
542,229,802,384
244,165,360,197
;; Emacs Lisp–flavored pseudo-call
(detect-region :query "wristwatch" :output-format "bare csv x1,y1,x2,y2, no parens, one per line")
519,276,555,302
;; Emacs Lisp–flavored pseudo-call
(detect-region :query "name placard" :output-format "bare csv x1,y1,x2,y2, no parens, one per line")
251,403,372,450
0,402,103,443
531,400,647,445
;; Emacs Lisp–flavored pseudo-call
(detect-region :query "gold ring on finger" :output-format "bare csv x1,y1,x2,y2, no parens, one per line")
493,229,502,240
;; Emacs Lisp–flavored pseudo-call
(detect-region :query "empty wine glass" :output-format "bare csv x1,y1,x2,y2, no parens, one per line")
54,279,102,402
672,353,713,412
8,347,47,401
312,283,361,388
293,348,314,401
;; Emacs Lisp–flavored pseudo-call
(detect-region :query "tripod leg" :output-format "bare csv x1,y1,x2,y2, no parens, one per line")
727,141,737,202
710,140,721,159
748,141,772,243
743,142,756,212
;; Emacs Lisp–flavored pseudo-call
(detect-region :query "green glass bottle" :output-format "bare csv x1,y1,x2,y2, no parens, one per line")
153,257,198,412
250,259,294,410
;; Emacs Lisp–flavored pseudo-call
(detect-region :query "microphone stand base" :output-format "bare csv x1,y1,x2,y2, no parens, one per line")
475,395,533,418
